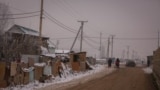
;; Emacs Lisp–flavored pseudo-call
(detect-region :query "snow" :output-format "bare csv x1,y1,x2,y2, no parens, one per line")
55,50,70,54
143,67,153,74
42,53,56,58
2,64,115,90
41,46,48,55
34,62,46,67
22,67,34,72
41,46,56,58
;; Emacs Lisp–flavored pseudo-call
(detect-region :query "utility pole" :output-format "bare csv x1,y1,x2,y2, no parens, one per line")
107,37,110,59
39,0,44,46
122,50,125,60
127,46,130,60
111,35,115,58
56,40,59,49
158,30,159,48
70,26,81,51
132,50,134,60
100,32,102,58
100,32,102,51
78,21,88,52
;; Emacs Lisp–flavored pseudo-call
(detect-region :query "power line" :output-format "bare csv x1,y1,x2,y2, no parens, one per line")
44,11,77,32
61,0,84,19
44,14,76,33
115,38,157,40
44,10,78,33
83,38,99,50
0,11,40,16
0,14,39,20
51,0,79,19
50,36,158,40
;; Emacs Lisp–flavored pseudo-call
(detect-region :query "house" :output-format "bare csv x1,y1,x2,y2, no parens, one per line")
4,24,55,62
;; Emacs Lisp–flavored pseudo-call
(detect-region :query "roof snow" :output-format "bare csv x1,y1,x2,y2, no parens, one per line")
8,25,48,38
55,50,70,54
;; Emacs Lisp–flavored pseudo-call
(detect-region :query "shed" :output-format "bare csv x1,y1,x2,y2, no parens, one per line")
69,52,86,72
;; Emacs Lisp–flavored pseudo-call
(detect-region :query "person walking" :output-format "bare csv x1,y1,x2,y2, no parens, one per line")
115,58,120,68
108,58,112,67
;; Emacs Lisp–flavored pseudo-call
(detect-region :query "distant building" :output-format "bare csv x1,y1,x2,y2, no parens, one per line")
147,55,153,64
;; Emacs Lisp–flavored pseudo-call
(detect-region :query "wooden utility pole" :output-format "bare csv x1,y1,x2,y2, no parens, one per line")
100,32,102,51
78,21,88,52
70,27,82,51
100,32,102,58
56,40,59,49
39,0,44,46
132,50,135,60
111,35,115,58
158,30,159,48
127,46,130,60
121,50,125,60
107,37,110,59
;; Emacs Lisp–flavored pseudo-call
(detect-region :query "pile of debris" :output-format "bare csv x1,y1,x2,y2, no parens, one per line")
0,57,69,88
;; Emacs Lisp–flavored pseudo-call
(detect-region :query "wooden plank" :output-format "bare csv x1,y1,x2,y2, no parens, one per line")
10,62,17,76
28,57,34,67
0,62,5,81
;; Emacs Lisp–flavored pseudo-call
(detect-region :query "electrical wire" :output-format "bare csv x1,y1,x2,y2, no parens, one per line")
0,11,40,16
50,36,158,40
51,0,79,19
0,14,39,20
44,14,76,33
44,10,78,33
83,38,99,50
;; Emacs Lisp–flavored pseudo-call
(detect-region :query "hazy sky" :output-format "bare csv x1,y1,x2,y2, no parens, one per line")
1,0,160,59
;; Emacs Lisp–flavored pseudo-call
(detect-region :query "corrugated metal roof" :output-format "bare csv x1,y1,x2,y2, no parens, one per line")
16,25,39,36
8,25,48,38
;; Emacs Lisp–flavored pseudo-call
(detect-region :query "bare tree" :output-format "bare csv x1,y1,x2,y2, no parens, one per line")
0,3,12,35
0,2,12,59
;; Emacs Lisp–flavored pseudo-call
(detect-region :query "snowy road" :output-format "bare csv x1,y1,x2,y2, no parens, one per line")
36,65,115,90
65,67,156,90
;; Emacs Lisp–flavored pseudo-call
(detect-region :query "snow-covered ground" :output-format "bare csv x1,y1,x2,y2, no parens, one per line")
2,64,115,90
143,66,153,74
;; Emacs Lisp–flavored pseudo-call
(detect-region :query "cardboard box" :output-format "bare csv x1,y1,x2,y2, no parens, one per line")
23,72,29,85
71,62,80,72
28,57,34,67
10,62,17,76
52,61,60,76
80,61,86,71
14,74,24,85
34,66,43,80
0,62,5,81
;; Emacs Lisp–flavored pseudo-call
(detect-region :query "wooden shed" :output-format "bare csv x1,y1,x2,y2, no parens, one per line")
69,52,86,72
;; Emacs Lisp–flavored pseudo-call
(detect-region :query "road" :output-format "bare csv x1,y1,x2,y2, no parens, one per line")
65,67,156,90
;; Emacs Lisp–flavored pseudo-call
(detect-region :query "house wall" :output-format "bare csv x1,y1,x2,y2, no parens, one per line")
21,55,39,63
153,48,160,89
